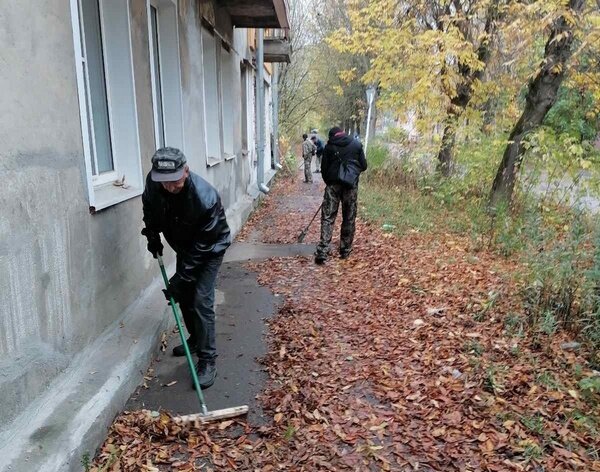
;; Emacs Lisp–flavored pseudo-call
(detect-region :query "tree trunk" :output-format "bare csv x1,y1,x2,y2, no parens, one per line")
368,97,378,141
481,98,496,134
437,116,457,176
490,0,585,206
436,2,499,175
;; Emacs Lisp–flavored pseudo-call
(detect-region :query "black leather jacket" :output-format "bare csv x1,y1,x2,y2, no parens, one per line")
321,134,368,187
142,172,231,283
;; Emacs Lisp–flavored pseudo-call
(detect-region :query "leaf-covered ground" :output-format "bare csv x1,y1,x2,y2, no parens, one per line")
93,171,600,471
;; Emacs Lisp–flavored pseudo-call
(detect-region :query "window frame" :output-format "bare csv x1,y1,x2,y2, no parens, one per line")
79,0,119,187
148,3,166,149
147,0,184,152
220,44,235,159
201,26,223,167
69,0,143,212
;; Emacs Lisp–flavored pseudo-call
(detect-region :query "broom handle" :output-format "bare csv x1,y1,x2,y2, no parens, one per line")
308,204,322,228
158,256,208,415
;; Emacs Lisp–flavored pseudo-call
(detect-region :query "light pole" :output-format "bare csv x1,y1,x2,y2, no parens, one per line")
364,85,376,158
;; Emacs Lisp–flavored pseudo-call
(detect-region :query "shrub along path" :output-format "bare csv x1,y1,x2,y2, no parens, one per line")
93,168,599,471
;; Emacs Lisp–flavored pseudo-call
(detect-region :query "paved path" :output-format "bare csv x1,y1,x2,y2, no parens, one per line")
124,166,322,426
124,243,314,423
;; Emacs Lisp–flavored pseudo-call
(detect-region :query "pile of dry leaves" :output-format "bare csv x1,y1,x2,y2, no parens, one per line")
93,173,599,471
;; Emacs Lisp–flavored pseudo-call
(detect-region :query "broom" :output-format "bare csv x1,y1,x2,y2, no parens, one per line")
157,256,249,424
297,204,322,243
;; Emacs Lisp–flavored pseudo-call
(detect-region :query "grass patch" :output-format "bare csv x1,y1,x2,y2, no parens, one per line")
366,143,390,171
521,414,545,435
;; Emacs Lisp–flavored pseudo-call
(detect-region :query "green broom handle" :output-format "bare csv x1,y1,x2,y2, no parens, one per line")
157,256,208,415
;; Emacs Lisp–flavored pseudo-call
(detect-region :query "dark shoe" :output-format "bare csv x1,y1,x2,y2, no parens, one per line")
340,251,351,260
172,337,197,357
314,254,326,265
192,361,217,389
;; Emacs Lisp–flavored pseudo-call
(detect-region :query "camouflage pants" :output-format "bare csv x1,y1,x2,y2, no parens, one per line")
315,154,322,172
303,155,313,182
316,184,358,258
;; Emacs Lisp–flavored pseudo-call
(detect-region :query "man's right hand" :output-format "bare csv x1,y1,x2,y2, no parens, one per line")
141,228,164,258
163,273,187,303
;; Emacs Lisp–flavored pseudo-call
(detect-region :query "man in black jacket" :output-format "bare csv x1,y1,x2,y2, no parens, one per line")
315,127,367,264
141,147,231,389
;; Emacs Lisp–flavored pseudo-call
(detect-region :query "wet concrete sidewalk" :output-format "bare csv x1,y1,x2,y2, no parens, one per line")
125,243,314,423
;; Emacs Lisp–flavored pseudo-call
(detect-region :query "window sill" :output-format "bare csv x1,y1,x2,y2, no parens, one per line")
206,156,222,168
224,153,236,161
90,182,142,213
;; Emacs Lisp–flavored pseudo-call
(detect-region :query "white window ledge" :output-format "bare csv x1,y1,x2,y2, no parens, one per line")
224,153,236,161
206,156,222,167
90,182,142,213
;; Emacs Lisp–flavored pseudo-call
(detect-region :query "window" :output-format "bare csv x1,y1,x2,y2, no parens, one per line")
148,0,184,151
80,0,115,181
202,28,222,165
70,0,142,211
240,65,249,152
220,47,234,158
149,6,165,148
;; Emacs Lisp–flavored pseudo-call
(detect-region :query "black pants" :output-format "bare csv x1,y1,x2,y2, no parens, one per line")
177,255,223,361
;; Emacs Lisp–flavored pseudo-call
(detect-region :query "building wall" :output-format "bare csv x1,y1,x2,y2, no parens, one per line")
0,0,275,425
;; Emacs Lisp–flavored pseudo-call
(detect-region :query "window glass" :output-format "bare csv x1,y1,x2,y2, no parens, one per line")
150,5,165,148
221,47,234,155
202,29,221,161
80,0,114,175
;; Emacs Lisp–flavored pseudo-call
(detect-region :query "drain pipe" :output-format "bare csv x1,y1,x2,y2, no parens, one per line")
272,63,282,170
256,28,270,193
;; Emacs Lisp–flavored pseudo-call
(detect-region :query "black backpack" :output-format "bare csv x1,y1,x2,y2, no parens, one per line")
331,144,361,188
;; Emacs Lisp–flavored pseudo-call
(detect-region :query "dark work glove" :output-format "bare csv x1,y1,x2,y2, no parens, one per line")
141,227,163,258
163,273,188,304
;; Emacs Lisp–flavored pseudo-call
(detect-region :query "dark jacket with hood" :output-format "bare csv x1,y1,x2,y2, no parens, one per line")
321,131,368,187
142,172,231,283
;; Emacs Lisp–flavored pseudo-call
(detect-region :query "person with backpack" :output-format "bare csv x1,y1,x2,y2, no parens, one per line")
315,127,368,264
311,135,325,173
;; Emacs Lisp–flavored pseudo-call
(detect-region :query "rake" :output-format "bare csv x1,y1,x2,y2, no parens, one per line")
297,204,322,243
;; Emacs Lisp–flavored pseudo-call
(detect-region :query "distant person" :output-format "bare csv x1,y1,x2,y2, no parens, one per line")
302,133,316,183
141,147,231,389
315,127,367,264
311,135,324,173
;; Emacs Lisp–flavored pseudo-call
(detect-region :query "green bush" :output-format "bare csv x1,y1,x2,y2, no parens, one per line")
366,142,389,170
381,127,409,145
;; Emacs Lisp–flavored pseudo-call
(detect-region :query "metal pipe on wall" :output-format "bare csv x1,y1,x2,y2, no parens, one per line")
272,63,282,170
256,28,269,193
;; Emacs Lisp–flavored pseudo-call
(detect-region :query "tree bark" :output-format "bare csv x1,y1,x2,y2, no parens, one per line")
436,2,499,175
437,114,458,176
368,96,378,141
490,0,585,206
